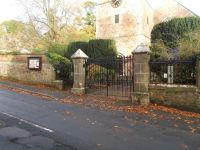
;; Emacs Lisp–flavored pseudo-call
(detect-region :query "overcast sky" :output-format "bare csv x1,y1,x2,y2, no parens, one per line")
0,0,199,23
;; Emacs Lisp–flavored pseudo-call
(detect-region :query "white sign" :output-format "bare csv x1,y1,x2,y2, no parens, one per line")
164,73,168,79
28,57,41,70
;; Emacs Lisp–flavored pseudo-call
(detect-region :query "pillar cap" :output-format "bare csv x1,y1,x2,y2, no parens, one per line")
132,43,151,54
71,49,88,59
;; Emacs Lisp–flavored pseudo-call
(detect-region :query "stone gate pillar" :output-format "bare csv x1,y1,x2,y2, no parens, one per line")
132,44,151,105
71,49,88,95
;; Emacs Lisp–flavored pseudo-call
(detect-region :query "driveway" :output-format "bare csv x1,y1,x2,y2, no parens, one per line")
0,87,199,150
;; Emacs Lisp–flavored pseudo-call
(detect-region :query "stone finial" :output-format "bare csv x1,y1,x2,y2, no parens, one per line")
71,49,88,59
132,43,151,54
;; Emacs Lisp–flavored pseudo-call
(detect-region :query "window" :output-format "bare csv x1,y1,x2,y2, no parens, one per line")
115,14,119,24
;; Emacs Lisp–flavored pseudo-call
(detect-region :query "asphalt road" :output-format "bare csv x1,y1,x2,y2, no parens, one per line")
0,88,199,150
0,113,74,150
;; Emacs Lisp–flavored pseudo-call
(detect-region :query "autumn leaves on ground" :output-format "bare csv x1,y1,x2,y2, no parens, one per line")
60,94,200,133
0,83,200,135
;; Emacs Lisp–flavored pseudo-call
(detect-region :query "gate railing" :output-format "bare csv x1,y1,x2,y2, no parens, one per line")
85,56,134,98
150,59,196,85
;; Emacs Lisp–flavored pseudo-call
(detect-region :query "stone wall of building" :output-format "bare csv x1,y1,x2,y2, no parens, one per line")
96,0,154,56
0,54,56,86
96,0,195,56
138,0,154,48
149,85,200,112
154,0,195,24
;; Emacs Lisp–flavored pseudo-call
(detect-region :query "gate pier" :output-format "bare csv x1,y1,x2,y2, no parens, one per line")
71,49,88,95
132,44,151,105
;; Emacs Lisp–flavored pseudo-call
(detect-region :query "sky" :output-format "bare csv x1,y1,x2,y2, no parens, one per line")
0,0,199,23
0,0,24,23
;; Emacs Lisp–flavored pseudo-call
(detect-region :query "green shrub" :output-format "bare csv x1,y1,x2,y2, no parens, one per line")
151,17,200,59
46,52,71,66
48,43,68,56
152,17,200,48
46,52,73,84
177,29,200,58
87,39,117,58
65,41,88,59
65,39,117,59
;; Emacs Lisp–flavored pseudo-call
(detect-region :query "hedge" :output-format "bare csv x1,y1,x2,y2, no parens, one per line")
64,41,88,59
87,39,117,58
151,17,200,48
64,39,117,59
151,17,200,60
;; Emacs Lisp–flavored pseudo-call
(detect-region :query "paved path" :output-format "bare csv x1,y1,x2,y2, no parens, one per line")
0,87,199,150
0,80,70,99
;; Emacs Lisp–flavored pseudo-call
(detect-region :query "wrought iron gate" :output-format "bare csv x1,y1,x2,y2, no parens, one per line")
85,56,134,98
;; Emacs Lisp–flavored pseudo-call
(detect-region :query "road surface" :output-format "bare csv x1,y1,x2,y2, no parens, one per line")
0,87,199,150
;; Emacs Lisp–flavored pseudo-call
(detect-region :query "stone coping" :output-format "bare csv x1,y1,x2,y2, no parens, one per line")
149,84,197,92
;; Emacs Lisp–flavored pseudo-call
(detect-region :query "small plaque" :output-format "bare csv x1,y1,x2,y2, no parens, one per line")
164,73,168,79
27,57,42,71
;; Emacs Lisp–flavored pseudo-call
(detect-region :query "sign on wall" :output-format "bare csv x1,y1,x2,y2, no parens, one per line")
27,57,42,71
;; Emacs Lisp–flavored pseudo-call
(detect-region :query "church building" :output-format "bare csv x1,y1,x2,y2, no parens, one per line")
96,0,196,56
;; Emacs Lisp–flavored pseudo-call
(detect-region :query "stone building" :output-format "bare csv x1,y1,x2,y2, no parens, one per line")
96,0,196,56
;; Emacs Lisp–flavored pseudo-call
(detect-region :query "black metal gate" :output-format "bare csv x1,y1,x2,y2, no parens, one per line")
85,56,134,98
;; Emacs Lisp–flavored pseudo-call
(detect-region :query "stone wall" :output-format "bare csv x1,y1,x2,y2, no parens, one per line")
0,54,56,86
149,85,200,112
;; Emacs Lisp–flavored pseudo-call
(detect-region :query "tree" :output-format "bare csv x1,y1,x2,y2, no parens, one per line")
83,1,96,26
0,20,42,52
18,0,83,43
81,0,96,39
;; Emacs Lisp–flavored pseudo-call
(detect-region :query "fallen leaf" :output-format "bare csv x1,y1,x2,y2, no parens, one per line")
181,144,188,149
97,144,102,147
188,126,197,134
174,124,178,127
